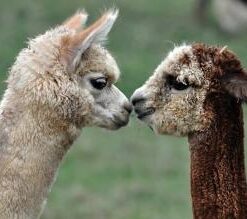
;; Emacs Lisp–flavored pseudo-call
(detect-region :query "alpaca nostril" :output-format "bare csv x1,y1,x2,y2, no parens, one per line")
123,102,133,114
131,96,146,106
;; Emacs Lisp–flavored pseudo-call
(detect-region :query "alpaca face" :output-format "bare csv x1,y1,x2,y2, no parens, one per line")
131,44,246,136
131,45,210,136
7,10,132,130
75,45,131,130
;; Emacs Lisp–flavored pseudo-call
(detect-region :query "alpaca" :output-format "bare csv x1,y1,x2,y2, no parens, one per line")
196,0,247,34
131,43,247,218
0,9,132,219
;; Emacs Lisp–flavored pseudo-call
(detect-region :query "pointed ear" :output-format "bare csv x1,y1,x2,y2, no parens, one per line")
75,9,118,47
63,10,88,31
222,72,247,101
61,9,118,72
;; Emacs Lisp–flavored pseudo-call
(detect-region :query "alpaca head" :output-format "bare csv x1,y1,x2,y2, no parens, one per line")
131,43,247,136
6,9,132,130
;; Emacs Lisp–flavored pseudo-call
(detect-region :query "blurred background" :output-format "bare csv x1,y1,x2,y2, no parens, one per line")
0,0,247,218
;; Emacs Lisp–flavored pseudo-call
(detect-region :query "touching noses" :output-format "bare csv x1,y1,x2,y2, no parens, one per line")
123,101,133,114
131,95,146,106
130,89,146,106
130,89,155,120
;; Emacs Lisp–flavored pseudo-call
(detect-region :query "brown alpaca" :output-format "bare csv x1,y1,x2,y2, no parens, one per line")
131,43,247,218
0,9,132,219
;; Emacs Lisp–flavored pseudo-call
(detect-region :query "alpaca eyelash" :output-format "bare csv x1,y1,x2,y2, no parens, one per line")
166,75,190,91
90,77,108,90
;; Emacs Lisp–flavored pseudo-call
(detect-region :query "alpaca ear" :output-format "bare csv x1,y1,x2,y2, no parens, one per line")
222,72,247,101
63,10,88,31
61,9,118,72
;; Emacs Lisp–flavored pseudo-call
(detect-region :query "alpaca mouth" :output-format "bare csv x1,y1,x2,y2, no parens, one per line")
112,115,129,129
135,107,155,120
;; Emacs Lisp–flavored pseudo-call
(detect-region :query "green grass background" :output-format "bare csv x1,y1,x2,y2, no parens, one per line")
0,0,247,218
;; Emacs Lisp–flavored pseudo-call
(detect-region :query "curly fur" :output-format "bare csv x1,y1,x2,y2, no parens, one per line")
131,43,247,218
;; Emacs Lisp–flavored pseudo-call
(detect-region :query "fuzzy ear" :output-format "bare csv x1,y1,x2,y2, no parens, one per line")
76,9,118,47
63,10,88,31
61,9,118,72
222,72,247,101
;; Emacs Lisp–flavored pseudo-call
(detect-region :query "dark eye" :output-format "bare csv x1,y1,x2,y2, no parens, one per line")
166,75,190,91
90,77,107,90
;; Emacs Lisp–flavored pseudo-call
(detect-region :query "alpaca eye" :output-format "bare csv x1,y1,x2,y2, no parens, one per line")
166,75,190,91
90,77,107,90
172,81,190,90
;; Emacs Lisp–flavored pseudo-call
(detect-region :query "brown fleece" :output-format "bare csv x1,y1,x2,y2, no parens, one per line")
189,93,247,219
189,44,247,219
192,43,243,80
132,43,247,218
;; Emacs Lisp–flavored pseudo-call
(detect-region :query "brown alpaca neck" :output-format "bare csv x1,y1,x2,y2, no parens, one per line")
188,94,247,219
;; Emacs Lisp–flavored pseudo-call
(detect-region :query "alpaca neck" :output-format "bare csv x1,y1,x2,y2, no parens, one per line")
0,100,80,218
188,95,247,218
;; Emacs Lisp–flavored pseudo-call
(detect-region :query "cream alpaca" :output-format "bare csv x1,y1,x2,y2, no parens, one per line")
0,9,132,219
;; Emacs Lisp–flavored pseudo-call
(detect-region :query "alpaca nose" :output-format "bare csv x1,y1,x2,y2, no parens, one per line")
123,102,133,114
131,95,146,106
